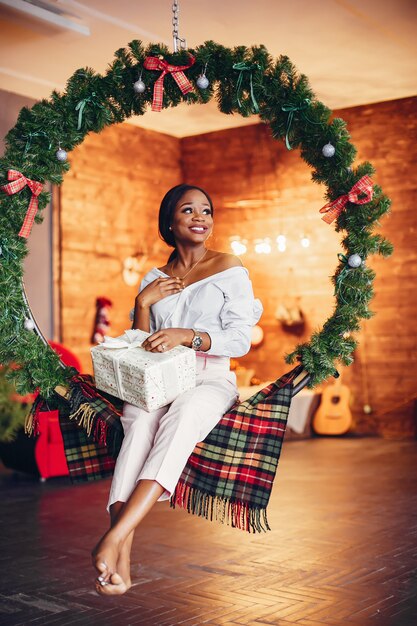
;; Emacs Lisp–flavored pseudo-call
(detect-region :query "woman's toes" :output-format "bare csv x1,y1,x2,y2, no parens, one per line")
93,558,111,582
95,572,129,596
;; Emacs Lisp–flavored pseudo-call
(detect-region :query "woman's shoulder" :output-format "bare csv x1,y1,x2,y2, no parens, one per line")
207,251,244,274
157,251,244,277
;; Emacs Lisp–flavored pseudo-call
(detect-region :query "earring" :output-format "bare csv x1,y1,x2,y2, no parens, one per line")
169,226,172,231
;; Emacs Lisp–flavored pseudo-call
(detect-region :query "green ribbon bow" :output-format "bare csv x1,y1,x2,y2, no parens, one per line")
281,98,311,150
22,131,52,157
232,62,261,114
75,92,104,130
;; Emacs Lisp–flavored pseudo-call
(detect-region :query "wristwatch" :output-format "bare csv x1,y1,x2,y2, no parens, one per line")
191,329,203,351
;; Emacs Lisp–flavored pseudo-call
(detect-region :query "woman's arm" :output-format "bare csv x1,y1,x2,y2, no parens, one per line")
205,270,263,358
132,297,151,332
141,328,212,352
131,276,183,333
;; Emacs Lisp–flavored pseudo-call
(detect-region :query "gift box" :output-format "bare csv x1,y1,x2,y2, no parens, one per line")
91,329,196,411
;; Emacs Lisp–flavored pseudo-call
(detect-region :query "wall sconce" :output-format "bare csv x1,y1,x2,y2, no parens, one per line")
122,254,148,286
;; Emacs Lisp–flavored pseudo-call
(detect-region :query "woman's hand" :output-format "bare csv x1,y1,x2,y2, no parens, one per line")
142,328,193,353
136,277,184,309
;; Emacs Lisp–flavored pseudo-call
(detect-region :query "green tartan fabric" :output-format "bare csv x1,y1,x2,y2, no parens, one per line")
59,365,301,532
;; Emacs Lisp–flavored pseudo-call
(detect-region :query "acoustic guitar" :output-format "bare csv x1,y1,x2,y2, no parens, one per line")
313,375,353,435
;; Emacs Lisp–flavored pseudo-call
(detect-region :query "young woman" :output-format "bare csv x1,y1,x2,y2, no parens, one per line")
92,183,262,595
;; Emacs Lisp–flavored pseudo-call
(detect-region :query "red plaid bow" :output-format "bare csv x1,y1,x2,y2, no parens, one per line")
1,169,43,238
319,175,374,225
143,54,195,112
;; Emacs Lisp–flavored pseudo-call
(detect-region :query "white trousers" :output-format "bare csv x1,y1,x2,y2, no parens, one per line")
107,354,238,511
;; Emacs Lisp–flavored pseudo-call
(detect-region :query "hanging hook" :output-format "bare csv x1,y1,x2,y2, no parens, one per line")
172,0,187,52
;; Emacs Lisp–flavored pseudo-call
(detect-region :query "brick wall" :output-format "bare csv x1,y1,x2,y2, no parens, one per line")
60,96,417,437
60,123,182,369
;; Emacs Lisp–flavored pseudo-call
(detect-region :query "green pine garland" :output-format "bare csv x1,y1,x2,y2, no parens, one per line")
0,40,393,398
0,366,32,442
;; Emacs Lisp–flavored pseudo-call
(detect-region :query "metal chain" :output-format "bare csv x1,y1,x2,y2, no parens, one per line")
172,0,187,52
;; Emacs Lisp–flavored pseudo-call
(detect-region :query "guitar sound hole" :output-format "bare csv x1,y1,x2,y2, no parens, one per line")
331,396,341,405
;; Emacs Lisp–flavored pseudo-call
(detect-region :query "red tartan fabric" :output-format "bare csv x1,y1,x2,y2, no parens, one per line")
143,54,195,112
319,175,374,225
0,169,43,238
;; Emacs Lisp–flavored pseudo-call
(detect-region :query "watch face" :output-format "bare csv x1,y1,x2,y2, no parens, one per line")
192,334,203,350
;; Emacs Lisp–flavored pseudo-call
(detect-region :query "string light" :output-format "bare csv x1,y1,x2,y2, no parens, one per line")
254,239,272,254
229,233,312,254
230,239,248,255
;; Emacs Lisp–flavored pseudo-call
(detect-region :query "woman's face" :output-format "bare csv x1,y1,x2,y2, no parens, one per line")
170,188,213,245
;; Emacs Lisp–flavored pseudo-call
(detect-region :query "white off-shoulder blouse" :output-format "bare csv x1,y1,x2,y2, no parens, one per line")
130,266,263,358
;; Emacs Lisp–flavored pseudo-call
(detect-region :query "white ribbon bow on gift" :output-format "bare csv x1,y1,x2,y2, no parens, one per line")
101,329,146,350
98,329,180,407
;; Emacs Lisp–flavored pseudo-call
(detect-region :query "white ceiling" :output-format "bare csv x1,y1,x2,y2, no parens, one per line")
0,0,416,137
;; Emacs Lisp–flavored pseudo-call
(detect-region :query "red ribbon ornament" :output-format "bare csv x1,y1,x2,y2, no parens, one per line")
143,54,196,112
1,169,43,238
319,175,374,225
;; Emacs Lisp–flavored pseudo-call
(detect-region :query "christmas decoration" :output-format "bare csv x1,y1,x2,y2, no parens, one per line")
56,147,67,162
322,142,336,157
232,61,261,114
320,175,374,225
0,39,393,398
24,318,35,331
348,253,362,268
91,297,112,344
281,98,311,150
143,53,195,111
133,78,146,93
196,63,209,90
0,170,43,238
196,73,209,90
133,71,146,94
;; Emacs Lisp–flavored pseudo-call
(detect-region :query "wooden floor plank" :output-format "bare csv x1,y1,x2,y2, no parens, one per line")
0,437,416,626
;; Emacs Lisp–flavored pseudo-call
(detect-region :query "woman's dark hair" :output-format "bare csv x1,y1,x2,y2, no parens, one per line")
158,184,214,263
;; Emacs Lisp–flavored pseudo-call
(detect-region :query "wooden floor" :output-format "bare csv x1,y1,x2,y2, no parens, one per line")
0,436,416,626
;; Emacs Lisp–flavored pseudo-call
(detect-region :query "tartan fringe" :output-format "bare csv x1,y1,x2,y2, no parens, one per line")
65,376,123,457
68,398,108,446
68,403,97,437
170,481,271,534
67,403,111,448
25,395,47,436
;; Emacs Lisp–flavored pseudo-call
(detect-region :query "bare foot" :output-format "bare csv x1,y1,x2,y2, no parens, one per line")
95,572,131,596
91,531,122,583
116,550,132,591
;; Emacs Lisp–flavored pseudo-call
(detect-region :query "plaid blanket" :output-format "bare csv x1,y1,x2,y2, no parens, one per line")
58,366,301,532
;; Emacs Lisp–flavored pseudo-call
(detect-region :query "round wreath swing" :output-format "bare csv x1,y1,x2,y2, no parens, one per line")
0,37,392,530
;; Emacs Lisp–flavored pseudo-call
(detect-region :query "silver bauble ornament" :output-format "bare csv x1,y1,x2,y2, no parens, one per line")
196,74,209,90
322,142,336,157
24,318,35,331
347,253,362,268
56,148,68,162
133,79,146,94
